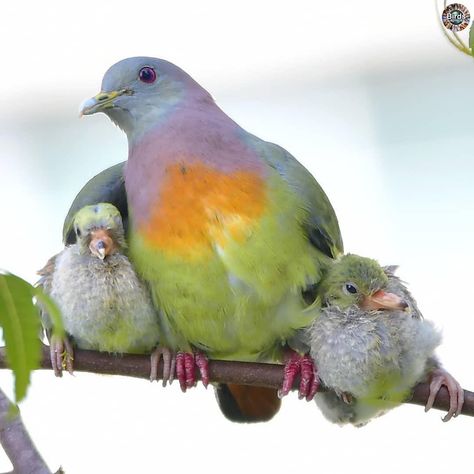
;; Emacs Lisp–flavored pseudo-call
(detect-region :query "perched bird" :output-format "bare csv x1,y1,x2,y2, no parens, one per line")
78,57,343,422
307,254,463,425
38,203,171,381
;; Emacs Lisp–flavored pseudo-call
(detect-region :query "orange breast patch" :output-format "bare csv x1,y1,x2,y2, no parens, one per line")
142,162,267,258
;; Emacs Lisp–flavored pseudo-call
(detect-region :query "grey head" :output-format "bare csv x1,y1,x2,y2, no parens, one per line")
79,57,213,139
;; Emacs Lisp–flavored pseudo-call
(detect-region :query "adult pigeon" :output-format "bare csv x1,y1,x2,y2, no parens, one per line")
79,57,343,421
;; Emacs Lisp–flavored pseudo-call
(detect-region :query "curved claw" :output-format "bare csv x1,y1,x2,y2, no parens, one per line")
340,392,354,405
49,336,74,377
63,337,74,375
278,351,319,401
176,351,209,392
278,352,300,398
300,354,319,401
176,352,192,392
195,352,209,388
425,368,464,422
49,339,63,378
150,346,175,387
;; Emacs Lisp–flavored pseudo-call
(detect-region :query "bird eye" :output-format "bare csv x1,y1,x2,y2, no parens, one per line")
343,283,358,295
75,227,81,237
138,66,157,84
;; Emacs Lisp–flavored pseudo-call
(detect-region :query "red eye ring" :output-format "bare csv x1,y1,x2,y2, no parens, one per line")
138,66,157,84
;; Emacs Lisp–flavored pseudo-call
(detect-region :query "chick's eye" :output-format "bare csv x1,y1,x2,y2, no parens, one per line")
138,66,157,84
344,283,358,295
75,227,81,237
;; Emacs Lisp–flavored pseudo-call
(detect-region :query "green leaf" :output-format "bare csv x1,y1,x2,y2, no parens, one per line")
0,272,41,403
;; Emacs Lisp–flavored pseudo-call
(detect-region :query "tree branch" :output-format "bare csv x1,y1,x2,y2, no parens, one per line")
0,386,52,474
0,344,472,417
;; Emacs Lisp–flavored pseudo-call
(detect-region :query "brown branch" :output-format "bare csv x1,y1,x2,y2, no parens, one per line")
0,386,52,474
1,345,472,418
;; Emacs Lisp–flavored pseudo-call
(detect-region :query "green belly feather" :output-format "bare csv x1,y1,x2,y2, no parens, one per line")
129,174,327,360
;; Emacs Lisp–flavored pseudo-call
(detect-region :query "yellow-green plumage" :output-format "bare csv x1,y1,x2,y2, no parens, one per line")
130,169,333,360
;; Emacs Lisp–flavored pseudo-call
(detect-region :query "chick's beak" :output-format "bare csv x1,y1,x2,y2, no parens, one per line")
361,290,409,311
79,89,130,116
89,229,115,260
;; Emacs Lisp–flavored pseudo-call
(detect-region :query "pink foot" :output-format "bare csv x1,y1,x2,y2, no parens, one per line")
195,352,210,387
150,346,175,387
425,368,464,422
49,335,74,377
176,351,209,392
278,351,319,401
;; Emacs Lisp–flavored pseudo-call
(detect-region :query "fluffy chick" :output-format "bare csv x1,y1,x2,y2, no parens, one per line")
308,254,463,426
38,203,170,381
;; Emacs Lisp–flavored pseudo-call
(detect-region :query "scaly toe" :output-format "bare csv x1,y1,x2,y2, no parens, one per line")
184,352,196,388
195,352,209,388
279,351,302,398
63,338,74,375
149,346,173,386
425,368,464,422
50,337,74,377
176,352,188,392
50,339,64,378
300,354,319,401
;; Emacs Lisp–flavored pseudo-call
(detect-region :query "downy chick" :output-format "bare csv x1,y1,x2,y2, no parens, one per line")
38,203,171,381
308,254,463,426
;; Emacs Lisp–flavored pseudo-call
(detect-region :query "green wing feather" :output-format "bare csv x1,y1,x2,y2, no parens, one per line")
255,139,343,259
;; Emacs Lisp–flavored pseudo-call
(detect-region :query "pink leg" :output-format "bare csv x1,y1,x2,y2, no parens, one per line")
279,350,319,401
278,351,300,398
195,352,210,388
150,346,175,387
176,351,209,392
176,352,193,392
300,354,319,401
425,368,464,422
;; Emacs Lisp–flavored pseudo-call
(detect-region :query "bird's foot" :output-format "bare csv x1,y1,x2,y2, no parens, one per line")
425,368,464,422
278,351,319,401
340,392,354,405
150,346,175,387
176,351,209,392
49,335,74,377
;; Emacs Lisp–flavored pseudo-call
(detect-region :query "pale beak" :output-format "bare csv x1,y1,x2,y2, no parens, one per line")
89,229,115,260
79,89,130,116
361,290,409,311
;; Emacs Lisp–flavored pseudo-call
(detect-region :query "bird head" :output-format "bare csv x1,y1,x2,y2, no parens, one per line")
79,57,212,140
73,203,126,260
319,254,408,312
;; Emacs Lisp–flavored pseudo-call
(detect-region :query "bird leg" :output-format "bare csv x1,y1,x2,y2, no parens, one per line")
176,350,209,392
149,346,175,387
425,367,464,422
340,392,354,405
278,350,319,401
195,352,210,387
49,335,74,377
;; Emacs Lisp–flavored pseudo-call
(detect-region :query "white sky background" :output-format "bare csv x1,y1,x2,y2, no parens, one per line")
0,0,473,472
